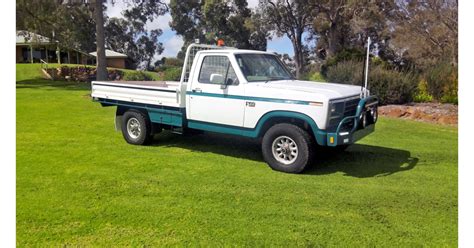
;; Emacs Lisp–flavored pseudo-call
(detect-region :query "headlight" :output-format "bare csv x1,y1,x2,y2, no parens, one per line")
329,101,344,118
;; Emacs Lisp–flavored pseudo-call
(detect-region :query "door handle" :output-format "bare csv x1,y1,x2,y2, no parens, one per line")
192,88,202,93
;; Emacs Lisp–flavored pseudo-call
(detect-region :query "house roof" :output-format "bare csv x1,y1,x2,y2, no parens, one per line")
89,49,128,58
16,30,53,45
16,30,92,56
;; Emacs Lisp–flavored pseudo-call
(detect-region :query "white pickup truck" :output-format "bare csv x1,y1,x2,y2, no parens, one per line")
92,44,378,173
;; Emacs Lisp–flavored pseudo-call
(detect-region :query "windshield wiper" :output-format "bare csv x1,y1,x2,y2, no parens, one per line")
264,76,287,83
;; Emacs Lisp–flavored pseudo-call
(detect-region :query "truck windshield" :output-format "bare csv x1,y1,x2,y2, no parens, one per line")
235,54,294,82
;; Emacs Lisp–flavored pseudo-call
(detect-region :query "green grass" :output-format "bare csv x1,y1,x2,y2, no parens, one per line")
16,64,457,246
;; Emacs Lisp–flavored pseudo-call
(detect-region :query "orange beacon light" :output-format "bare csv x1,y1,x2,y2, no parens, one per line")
217,39,225,46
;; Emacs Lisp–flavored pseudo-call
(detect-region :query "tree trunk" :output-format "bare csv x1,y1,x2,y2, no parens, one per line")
292,32,304,79
327,23,340,58
293,46,302,79
94,0,107,81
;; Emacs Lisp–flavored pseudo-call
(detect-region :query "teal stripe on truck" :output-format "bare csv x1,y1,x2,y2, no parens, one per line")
148,108,184,127
186,91,311,105
97,98,184,127
187,110,327,145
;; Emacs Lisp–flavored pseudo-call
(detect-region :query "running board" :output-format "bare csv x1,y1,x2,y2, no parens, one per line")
171,127,183,135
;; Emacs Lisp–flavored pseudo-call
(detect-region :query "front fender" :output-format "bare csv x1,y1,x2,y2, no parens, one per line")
254,111,327,145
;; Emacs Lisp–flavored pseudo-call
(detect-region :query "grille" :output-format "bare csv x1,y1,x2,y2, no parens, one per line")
328,96,360,132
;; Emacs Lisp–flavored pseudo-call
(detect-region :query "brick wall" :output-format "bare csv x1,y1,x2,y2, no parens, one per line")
106,58,125,69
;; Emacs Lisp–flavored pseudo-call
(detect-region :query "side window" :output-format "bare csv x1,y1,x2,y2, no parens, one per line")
226,65,239,85
198,56,239,85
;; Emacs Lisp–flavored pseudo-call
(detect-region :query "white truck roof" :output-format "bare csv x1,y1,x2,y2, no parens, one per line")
180,44,275,83
195,49,274,55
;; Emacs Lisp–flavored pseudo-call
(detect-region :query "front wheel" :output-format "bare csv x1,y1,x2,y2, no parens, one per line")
261,123,314,173
121,110,152,145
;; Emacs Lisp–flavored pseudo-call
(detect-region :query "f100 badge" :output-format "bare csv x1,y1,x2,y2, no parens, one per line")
246,101,256,107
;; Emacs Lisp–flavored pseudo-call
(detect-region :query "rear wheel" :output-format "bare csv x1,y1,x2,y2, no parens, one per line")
262,123,314,173
121,110,152,145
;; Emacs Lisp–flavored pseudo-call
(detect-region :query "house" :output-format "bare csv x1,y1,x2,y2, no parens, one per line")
89,50,128,69
16,30,93,65
16,30,128,69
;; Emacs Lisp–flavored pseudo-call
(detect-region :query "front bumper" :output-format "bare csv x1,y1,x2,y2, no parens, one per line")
326,123,375,146
324,96,378,147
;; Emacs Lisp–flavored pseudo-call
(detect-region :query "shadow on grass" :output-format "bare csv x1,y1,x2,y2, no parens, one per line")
152,131,418,178
306,145,418,178
16,78,91,91
153,131,264,162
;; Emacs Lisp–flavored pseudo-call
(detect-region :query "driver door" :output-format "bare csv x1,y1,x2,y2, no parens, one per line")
187,55,245,127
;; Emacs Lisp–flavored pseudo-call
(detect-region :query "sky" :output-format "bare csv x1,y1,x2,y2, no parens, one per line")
105,0,295,60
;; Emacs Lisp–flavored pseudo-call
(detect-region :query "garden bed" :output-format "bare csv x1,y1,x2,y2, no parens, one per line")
379,103,458,125
45,66,124,82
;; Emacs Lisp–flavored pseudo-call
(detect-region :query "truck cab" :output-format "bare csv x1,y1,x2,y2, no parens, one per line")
92,44,378,173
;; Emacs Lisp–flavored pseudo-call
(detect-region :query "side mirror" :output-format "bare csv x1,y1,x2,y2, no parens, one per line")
210,73,224,84
220,78,233,89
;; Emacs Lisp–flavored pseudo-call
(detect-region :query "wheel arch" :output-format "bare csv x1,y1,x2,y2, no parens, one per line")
255,111,325,145
115,106,150,132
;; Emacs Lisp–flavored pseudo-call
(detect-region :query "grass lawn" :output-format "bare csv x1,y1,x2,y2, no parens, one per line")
16,64,458,246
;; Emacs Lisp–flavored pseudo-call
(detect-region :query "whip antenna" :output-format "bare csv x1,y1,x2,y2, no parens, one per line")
363,37,371,97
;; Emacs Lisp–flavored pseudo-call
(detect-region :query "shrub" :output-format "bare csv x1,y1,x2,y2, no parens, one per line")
301,72,326,82
325,60,364,85
369,66,418,105
413,80,434,102
163,57,184,67
162,67,182,81
441,94,458,104
155,65,172,73
326,60,417,105
49,66,123,82
321,48,365,77
123,71,154,81
425,62,458,104
107,69,123,81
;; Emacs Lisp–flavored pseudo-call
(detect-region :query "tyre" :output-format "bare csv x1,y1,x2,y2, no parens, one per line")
261,123,314,173
121,110,152,145
368,107,378,124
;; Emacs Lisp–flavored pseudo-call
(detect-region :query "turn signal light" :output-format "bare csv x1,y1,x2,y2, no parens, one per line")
309,102,323,107
330,137,334,144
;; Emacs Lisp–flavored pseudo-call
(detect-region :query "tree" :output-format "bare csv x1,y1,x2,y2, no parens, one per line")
105,17,164,69
309,0,457,70
387,0,458,68
98,0,168,76
245,9,271,51
261,0,316,78
308,0,416,74
169,0,269,58
169,0,209,54
312,0,353,58
94,0,107,80
16,0,96,52
311,0,390,59
201,0,267,49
